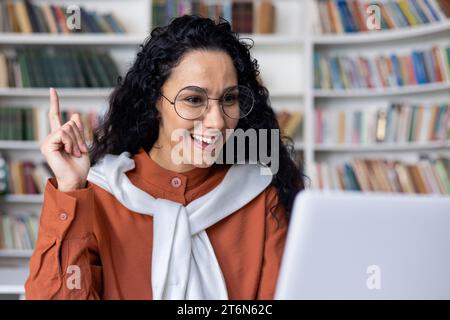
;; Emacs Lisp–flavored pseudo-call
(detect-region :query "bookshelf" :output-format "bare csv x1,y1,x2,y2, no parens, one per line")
307,0,450,191
0,0,149,299
0,0,449,299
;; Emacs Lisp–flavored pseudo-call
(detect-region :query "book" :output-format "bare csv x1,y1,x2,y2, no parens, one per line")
0,213,39,250
232,1,253,33
151,0,274,34
257,1,275,34
0,53,8,87
315,45,450,90
313,157,450,194
314,0,450,34
1,48,120,88
3,160,46,195
14,0,33,33
276,111,304,139
0,153,7,195
0,106,39,141
0,0,127,33
315,102,449,145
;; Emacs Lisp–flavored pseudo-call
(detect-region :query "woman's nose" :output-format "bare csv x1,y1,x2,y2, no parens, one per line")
203,99,225,130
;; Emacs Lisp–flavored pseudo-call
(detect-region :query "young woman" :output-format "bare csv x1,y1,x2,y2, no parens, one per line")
25,15,304,300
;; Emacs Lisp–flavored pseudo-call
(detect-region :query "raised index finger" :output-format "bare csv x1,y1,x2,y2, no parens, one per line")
48,87,62,133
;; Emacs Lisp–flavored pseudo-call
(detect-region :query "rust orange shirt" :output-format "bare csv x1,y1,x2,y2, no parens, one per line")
25,148,288,299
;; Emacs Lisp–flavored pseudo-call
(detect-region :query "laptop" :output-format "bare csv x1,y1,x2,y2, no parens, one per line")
275,190,450,300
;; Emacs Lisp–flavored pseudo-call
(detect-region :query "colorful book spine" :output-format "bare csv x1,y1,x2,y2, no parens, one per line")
313,157,450,194
0,0,126,33
315,102,450,145
315,0,450,34
314,45,450,90
0,213,39,250
151,0,275,34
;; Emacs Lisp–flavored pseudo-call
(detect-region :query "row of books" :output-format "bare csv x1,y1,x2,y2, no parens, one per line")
0,213,39,251
312,157,450,194
0,158,52,195
314,0,450,34
0,106,99,143
315,102,450,144
0,0,126,33
0,49,120,88
58,110,99,144
276,111,304,139
0,107,39,141
314,45,450,90
0,154,6,194
152,0,275,34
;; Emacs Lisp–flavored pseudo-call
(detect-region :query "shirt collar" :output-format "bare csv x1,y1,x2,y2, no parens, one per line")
130,147,216,195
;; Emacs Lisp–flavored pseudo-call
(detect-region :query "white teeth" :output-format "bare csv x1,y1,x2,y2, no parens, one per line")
191,134,214,144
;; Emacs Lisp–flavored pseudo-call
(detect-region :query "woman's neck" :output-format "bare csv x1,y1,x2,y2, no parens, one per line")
148,145,197,173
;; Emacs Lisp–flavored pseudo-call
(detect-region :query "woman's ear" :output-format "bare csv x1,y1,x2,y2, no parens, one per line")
155,97,162,113
155,99,163,122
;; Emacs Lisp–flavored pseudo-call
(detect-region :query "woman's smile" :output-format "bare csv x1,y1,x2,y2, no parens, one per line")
190,133,217,151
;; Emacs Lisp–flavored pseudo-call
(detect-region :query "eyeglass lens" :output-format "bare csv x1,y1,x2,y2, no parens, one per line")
173,85,254,120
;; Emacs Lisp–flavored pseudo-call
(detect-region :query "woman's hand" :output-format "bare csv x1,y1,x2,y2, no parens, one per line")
40,88,91,192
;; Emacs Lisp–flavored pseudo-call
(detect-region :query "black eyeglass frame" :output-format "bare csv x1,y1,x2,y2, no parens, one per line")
159,85,254,120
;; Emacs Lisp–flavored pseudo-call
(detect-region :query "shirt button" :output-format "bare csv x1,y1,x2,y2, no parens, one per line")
59,212,68,221
171,177,182,188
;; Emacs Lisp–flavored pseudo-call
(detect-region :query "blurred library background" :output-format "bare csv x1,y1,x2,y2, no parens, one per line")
0,0,449,299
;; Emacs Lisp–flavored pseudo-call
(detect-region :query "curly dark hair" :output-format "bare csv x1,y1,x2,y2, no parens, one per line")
90,15,305,219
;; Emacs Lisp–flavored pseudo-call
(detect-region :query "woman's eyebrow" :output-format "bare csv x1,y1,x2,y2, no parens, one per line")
204,85,239,94
185,86,205,93
182,85,239,95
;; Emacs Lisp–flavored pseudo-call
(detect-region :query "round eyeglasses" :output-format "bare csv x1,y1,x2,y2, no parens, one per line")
159,85,254,120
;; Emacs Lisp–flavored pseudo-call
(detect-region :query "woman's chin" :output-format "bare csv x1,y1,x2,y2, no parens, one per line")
182,148,222,167
191,161,214,168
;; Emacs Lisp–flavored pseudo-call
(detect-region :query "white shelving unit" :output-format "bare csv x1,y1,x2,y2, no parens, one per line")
0,194,44,204
0,250,33,259
0,87,115,97
314,141,450,153
313,19,450,44
0,140,40,150
0,33,147,45
314,82,450,98
1,0,450,298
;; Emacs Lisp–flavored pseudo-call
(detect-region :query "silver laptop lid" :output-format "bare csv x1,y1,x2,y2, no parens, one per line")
275,190,450,300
